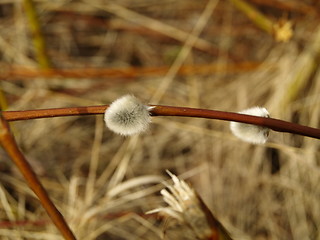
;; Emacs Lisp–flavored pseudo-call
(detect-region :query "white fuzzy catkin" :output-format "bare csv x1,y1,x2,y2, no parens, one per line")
104,95,151,136
230,107,270,144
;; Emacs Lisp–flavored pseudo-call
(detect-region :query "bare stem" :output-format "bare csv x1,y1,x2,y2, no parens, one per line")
0,114,76,240
2,105,320,140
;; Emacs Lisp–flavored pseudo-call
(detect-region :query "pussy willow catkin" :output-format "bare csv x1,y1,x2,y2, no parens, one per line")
104,95,152,136
230,107,270,144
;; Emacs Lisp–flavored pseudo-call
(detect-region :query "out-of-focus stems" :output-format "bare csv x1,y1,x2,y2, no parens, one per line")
23,0,51,69
280,27,320,108
229,0,273,33
229,0,293,42
0,87,8,111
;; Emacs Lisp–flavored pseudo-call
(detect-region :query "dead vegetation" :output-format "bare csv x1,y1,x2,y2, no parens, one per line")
0,0,320,239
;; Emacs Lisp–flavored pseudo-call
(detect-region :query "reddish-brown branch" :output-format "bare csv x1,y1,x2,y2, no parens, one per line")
2,105,320,139
0,115,76,240
152,105,320,139
3,105,107,121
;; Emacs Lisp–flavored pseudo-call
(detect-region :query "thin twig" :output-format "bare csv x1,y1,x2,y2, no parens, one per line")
2,105,320,139
0,114,76,240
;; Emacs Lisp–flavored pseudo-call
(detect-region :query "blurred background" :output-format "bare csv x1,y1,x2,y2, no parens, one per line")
0,0,320,239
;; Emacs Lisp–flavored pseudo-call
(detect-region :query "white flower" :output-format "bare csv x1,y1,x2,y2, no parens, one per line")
104,95,151,136
230,107,270,144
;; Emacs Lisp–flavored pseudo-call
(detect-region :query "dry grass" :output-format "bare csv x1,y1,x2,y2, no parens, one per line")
0,0,320,239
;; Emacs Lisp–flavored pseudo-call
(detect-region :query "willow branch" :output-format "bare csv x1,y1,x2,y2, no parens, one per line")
1,105,320,139
0,114,76,240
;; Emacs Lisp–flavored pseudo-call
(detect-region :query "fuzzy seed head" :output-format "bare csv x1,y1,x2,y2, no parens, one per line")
230,107,270,144
147,171,213,239
104,95,151,136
